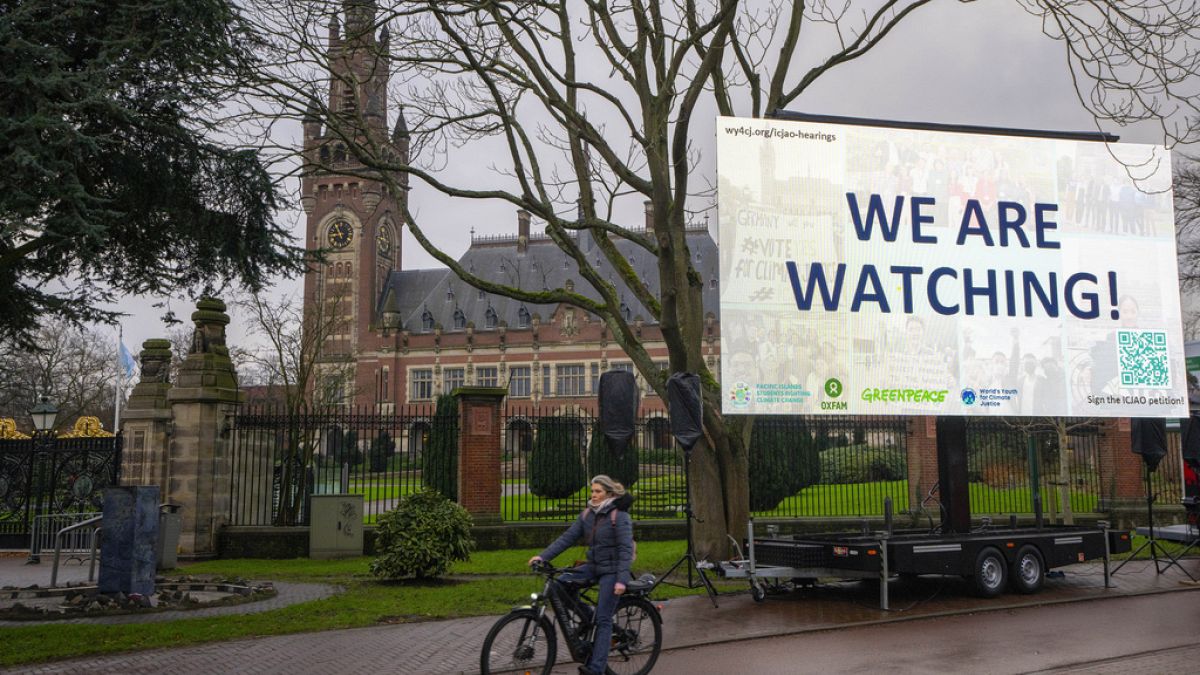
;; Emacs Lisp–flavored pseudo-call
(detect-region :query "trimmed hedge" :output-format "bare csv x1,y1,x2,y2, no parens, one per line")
422,394,459,500
819,444,907,484
750,418,821,511
528,416,587,499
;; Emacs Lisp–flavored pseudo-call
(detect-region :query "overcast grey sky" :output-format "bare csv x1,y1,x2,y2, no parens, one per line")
103,0,1195,361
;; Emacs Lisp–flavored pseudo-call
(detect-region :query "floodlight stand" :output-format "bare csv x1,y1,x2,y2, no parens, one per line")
1112,464,1196,581
653,445,720,608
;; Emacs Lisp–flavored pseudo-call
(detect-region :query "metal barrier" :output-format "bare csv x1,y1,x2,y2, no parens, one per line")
50,515,102,588
29,512,103,563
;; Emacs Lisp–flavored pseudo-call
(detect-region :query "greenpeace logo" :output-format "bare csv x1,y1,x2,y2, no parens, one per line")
860,388,948,404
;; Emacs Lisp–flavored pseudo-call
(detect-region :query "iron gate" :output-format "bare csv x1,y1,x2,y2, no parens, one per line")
0,435,122,548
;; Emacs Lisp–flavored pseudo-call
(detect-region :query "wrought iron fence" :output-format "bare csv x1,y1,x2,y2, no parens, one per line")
748,416,910,519
964,418,1103,517
228,403,1187,528
228,404,437,526
0,435,122,548
499,410,910,522
499,406,686,522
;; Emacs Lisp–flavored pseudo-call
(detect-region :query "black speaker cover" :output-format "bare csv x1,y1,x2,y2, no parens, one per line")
598,370,639,457
1131,418,1168,471
667,372,703,451
1182,414,1200,470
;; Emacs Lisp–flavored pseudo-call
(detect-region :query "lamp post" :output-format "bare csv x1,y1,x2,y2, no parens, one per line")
26,397,58,562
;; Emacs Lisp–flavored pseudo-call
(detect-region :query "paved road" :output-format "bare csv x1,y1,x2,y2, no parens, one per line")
650,592,1200,674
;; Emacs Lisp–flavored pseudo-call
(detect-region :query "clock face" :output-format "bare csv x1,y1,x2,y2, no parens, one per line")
327,220,353,248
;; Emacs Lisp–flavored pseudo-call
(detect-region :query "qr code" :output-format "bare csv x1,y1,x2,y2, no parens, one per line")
1117,330,1170,388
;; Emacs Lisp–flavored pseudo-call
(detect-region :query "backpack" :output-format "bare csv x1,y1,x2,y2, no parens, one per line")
581,506,637,562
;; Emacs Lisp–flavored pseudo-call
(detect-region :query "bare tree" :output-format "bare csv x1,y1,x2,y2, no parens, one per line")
241,0,1200,556
1175,157,1200,337
236,286,357,524
0,325,119,433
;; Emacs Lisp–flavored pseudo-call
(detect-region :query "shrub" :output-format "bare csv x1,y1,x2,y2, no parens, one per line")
819,445,907,484
587,423,639,488
528,416,588,499
370,489,474,580
749,418,821,511
422,395,459,500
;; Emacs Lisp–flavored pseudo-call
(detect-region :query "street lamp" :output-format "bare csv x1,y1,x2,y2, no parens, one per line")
29,396,58,434
25,396,57,563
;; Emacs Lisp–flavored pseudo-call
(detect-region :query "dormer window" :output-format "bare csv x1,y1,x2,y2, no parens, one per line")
485,306,497,329
453,309,466,330
421,309,434,331
620,303,631,321
518,306,530,328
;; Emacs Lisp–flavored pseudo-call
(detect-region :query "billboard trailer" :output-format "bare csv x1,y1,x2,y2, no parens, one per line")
713,113,1163,607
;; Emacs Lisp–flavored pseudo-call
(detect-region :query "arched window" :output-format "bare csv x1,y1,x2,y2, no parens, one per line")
517,306,530,328
453,309,466,330
319,146,331,164
485,306,497,329
333,144,346,163
621,303,631,321
421,309,434,331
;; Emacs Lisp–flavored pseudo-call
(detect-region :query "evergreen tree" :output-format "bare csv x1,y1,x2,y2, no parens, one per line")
0,0,305,346
749,418,821,512
422,394,459,500
528,416,587,499
370,430,393,473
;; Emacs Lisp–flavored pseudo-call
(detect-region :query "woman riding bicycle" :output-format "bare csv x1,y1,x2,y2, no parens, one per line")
529,474,634,675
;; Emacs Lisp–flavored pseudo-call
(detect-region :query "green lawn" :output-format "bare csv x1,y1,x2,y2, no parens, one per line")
0,541,735,668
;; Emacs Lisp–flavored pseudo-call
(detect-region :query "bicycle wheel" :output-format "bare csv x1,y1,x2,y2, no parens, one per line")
480,609,557,675
606,597,662,675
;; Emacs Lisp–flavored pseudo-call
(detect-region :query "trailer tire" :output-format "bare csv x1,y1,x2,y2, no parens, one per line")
972,548,1007,598
1009,545,1045,594
751,581,766,603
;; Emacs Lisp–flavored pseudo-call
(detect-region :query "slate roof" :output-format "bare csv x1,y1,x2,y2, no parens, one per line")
378,226,719,333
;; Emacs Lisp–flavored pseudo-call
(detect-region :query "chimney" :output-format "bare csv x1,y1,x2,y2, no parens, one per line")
644,200,654,232
517,209,530,254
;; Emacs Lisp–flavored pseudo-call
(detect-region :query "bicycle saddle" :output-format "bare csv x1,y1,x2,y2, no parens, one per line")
625,573,656,593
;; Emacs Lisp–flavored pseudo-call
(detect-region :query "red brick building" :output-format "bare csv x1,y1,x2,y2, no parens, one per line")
299,6,720,418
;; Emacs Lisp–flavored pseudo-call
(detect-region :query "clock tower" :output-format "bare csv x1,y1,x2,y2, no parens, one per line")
299,1,408,394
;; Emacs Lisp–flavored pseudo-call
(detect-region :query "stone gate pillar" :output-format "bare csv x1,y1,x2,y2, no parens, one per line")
454,387,506,525
166,298,243,558
120,339,174,488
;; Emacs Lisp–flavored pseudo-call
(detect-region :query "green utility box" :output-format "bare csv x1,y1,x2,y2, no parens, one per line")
309,494,364,559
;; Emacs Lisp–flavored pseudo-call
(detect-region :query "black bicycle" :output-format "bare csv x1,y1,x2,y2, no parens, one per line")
479,561,663,675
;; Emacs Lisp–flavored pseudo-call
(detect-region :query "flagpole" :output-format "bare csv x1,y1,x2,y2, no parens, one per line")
114,325,124,431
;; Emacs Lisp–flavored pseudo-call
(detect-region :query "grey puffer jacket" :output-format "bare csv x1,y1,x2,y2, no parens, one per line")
538,493,634,584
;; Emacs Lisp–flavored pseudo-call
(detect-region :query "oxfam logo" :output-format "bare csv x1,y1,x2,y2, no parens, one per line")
824,378,843,398
961,388,977,406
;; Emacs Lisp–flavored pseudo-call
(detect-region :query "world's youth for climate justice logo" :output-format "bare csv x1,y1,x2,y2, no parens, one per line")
961,388,977,406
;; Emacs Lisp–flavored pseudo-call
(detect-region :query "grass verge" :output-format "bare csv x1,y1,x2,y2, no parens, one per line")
0,540,739,668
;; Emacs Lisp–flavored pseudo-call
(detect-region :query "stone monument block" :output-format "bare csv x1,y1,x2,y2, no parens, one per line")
99,485,160,596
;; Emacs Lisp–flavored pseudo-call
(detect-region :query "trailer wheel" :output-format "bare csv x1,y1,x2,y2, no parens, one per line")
972,548,1007,598
750,581,766,603
1009,545,1045,594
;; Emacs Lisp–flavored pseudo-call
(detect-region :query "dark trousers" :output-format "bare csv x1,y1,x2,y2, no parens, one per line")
560,563,618,674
